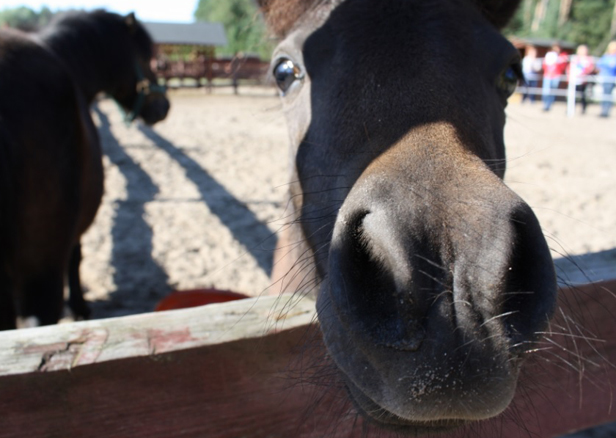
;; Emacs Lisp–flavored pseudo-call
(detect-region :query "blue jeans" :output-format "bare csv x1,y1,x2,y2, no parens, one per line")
601,82,615,116
523,79,539,102
542,78,560,110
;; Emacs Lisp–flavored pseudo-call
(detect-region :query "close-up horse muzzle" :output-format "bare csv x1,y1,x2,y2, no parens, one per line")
344,377,471,434
261,0,562,434
315,134,557,433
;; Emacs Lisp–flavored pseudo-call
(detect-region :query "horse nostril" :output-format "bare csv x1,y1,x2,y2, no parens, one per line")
501,204,557,352
330,209,432,352
155,99,170,119
328,193,556,357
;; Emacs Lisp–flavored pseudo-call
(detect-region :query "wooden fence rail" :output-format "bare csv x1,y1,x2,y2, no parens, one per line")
154,55,271,91
1,281,616,437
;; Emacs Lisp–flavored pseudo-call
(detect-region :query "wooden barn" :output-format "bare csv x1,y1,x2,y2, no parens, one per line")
510,36,576,58
143,21,270,91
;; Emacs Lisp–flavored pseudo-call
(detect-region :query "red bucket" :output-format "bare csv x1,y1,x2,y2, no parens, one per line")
155,288,250,311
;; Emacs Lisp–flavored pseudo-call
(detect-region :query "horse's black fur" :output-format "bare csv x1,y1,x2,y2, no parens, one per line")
0,10,168,329
0,30,90,328
38,10,168,124
263,0,558,434
40,10,152,103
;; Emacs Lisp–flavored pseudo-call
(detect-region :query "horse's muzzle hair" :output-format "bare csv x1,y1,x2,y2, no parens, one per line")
317,126,556,430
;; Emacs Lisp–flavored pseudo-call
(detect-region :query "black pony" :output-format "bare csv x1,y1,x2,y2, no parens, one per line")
0,10,168,329
39,10,169,124
261,0,557,434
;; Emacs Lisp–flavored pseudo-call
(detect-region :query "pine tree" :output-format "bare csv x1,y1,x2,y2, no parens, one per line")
504,0,615,54
193,0,272,59
0,6,52,31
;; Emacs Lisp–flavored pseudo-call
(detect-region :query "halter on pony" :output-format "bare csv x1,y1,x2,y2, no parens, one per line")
116,62,166,124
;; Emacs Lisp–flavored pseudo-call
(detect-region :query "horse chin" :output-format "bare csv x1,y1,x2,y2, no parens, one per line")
328,332,519,434
140,98,170,125
139,110,168,126
344,378,470,434
139,114,165,126
317,279,521,432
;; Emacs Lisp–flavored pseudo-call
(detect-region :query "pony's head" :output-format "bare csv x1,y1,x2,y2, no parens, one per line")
41,10,170,125
262,0,557,433
112,12,169,125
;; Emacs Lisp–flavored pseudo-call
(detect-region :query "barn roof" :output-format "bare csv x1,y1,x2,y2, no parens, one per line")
143,21,228,47
510,37,576,50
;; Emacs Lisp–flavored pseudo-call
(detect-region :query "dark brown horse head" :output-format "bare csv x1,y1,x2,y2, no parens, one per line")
262,0,557,433
115,12,170,125
40,10,169,125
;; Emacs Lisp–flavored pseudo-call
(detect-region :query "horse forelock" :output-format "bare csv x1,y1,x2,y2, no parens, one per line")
260,0,343,37
263,0,521,36
44,9,153,59
471,0,523,28
131,20,154,59
37,8,156,105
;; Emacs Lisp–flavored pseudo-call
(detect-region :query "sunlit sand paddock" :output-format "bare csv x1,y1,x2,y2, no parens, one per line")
80,88,616,319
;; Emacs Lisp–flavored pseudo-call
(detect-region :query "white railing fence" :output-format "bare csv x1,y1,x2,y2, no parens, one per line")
517,55,616,117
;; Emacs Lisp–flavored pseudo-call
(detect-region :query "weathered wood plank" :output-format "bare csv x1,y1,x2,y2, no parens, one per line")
0,283,615,437
1,326,335,438
493,279,616,438
554,249,616,286
0,294,315,376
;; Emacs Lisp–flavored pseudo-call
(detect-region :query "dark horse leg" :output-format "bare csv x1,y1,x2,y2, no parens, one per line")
18,266,65,327
68,243,90,320
0,269,15,330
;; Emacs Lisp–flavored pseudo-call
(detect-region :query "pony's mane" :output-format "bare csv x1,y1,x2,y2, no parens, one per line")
472,0,522,28
41,9,153,60
259,0,521,36
259,0,338,37
35,9,155,103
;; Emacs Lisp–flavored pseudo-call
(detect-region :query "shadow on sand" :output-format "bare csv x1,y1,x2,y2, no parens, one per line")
88,105,277,317
138,124,277,276
91,106,170,317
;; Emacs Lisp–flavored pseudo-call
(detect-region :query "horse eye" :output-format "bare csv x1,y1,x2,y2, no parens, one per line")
273,58,303,93
497,65,520,97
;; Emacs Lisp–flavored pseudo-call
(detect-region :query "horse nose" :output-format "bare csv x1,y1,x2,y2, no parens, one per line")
326,173,557,352
142,96,170,125
155,98,170,120
162,99,170,114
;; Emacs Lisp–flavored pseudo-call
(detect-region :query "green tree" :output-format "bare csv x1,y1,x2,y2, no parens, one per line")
504,0,615,54
0,6,53,31
561,0,615,53
193,0,272,59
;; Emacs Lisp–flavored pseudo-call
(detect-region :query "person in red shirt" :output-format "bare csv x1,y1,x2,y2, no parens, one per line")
568,44,595,114
542,44,569,111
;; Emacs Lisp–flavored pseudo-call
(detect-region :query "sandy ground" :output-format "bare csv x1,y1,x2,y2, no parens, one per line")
81,88,615,318
82,87,287,317
76,87,616,437
504,100,616,259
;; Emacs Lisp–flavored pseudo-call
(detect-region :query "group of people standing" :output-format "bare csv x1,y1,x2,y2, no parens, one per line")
522,41,616,117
